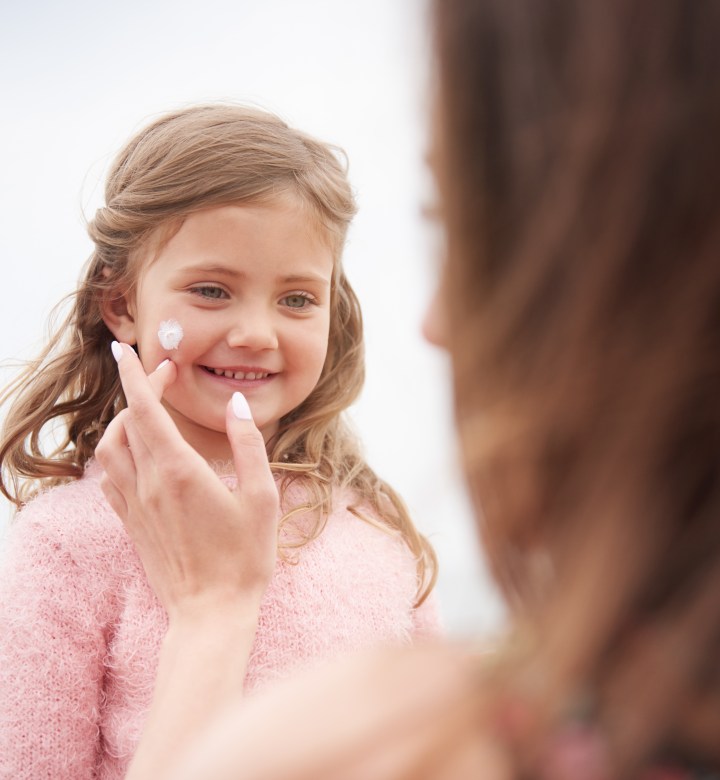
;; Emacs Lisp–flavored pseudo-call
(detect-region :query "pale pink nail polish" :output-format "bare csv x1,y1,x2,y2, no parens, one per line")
111,341,123,363
154,359,170,372
232,392,253,420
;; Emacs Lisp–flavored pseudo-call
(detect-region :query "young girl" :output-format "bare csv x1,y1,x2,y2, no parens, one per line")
0,104,440,779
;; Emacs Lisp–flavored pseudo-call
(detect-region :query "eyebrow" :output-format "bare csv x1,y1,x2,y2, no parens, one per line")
282,273,331,285
177,263,331,285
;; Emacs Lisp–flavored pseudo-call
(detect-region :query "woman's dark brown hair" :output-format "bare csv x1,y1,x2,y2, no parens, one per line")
434,0,720,772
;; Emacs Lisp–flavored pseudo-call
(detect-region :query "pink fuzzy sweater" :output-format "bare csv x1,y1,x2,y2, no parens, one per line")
0,462,440,779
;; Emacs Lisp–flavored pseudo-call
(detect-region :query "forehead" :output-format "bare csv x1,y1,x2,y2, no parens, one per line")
136,194,337,277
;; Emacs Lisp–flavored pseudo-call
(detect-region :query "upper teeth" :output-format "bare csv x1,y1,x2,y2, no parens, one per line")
208,368,269,380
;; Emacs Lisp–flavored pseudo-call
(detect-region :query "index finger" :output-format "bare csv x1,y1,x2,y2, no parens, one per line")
111,341,185,455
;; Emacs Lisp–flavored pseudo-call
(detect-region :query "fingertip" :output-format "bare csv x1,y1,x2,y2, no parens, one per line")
148,357,177,399
152,357,177,380
231,391,253,421
225,395,273,485
111,340,124,363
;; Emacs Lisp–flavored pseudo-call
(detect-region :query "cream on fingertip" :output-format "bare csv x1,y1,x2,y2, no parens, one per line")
111,341,123,363
231,392,253,421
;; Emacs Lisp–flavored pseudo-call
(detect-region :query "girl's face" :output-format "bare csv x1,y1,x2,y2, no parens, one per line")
109,197,333,461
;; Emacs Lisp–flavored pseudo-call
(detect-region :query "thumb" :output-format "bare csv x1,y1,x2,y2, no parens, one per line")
226,392,275,494
148,358,178,400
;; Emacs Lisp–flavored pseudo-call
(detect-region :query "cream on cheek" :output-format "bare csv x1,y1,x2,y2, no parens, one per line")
157,319,184,350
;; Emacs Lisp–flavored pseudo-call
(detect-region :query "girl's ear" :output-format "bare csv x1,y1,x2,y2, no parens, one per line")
101,288,137,346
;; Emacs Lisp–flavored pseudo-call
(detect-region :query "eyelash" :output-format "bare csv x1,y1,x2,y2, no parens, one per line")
189,285,228,300
281,291,317,310
188,286,318,309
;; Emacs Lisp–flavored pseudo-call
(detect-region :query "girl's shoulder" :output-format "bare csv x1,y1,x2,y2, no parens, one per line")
283,481,406,549
7,460,127,558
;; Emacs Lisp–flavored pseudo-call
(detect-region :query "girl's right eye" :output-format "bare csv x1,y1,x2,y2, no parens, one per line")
189,285,228,300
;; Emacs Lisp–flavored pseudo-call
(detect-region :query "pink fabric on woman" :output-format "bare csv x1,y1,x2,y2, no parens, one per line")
0,462,441,779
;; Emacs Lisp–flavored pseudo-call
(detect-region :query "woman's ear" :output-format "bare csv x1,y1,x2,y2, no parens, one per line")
101,286,137,346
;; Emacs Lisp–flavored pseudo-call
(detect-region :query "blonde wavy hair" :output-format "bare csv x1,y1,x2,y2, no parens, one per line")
0,104,436,604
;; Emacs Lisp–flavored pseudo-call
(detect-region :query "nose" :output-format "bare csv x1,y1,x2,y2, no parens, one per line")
421,280,449,349
226,308,279,351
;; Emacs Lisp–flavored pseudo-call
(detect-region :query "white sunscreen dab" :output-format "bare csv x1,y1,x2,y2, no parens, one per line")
157,319,184,350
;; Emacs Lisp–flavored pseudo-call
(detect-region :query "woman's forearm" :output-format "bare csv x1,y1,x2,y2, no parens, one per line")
125,601,261,780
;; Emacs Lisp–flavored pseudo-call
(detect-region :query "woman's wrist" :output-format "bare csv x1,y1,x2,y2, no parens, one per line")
166,591,264,629
125,597,262,779
161,596,264,689
164,597,263,675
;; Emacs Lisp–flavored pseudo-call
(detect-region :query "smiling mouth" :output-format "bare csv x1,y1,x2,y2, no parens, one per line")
202,366,273,381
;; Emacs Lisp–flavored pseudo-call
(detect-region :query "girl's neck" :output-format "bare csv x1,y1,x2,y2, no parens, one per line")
161,402,276,462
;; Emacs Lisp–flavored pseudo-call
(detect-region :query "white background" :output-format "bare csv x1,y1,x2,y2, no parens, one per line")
0,0,503,636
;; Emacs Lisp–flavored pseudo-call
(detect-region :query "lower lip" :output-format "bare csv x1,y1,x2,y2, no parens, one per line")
199,366,276,390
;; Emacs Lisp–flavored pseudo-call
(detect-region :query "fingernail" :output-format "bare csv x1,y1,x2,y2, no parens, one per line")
232,392,253,420
154,359,170,372
111,341,123,363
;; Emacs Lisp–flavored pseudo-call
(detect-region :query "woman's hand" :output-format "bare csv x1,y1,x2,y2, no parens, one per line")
95,342,279,619
95,342,280,780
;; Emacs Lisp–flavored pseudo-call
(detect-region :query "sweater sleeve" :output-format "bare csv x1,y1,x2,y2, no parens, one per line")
0,501,110,779
411,590,445,640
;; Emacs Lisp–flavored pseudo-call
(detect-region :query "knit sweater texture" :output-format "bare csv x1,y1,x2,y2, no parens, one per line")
0,462,441,779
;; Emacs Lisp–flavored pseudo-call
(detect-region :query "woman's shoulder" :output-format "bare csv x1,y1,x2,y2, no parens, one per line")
174,641,507,780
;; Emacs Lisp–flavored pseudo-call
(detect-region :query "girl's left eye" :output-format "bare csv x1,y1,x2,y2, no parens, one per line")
190,285,228,300
281,293,316,309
